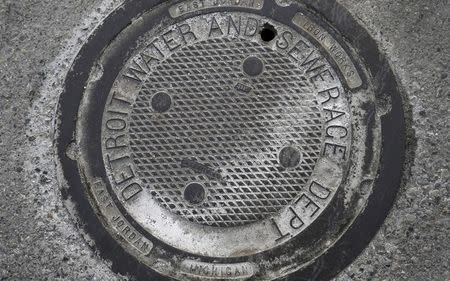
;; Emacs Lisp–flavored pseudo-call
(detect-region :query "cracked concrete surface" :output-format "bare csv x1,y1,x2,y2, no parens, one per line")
0,0,448,280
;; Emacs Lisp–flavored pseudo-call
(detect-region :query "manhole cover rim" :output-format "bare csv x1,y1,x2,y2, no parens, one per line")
98,11,356,258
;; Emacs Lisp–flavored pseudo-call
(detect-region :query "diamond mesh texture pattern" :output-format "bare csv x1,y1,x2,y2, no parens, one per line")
128,37,324,227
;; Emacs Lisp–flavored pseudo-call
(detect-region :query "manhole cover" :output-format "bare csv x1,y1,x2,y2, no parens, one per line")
56,1,405,280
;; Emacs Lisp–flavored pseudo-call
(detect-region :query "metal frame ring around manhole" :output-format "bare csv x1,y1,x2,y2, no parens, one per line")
55,0,406,280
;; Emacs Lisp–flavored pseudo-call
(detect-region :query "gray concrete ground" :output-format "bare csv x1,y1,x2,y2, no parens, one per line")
0,0,448,280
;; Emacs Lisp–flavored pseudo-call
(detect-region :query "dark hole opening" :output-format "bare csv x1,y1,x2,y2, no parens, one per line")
260,23,277,42
184,183,206,205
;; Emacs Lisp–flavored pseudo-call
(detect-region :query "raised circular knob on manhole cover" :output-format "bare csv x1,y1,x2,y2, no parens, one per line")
55,1,406,280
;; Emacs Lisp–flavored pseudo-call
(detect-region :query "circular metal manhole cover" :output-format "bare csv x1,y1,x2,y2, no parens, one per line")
56,1,406,280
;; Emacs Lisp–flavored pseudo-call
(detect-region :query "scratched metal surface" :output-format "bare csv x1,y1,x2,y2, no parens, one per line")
129,37,322,227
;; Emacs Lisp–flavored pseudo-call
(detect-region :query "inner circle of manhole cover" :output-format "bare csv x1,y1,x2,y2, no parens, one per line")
129,35,327,228
56,1,406,280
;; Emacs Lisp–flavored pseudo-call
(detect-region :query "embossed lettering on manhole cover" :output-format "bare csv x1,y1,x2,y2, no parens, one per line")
56,1,406,280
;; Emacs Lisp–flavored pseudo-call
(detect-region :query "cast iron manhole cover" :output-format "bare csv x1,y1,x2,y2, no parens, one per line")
56,1,405,280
